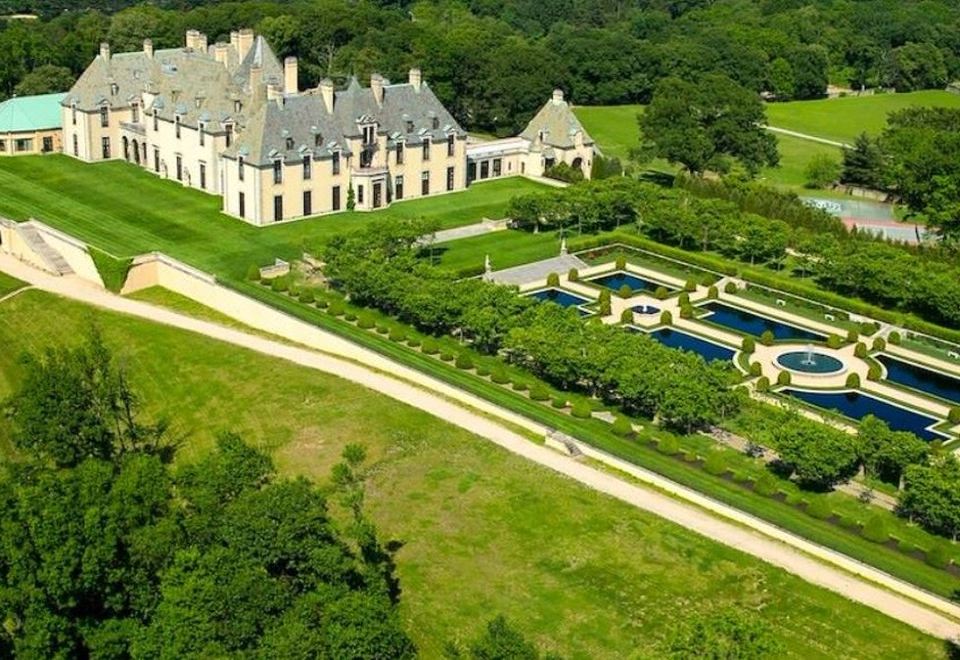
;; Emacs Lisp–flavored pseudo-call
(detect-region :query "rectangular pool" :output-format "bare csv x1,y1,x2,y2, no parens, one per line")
526,287,593,315
587,270,674,294
877,354,960,404
699,301,825,342
780,388,949,441
642,327,736,363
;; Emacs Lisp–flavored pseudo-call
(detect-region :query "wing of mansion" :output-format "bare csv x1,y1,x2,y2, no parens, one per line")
59,29,596,225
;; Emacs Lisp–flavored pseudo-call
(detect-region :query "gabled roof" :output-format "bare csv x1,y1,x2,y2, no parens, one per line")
520,92,594,149
0,93,66,132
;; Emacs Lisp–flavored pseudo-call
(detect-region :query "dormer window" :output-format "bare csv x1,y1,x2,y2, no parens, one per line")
131,103,139,123
153,111,159,131
432,117,439,130
405,120,414,133
225,122,233,147
361,124,375,145
110,83,119,96
234,100,242,113
285,137,294,150
195,97,202,109
314,133,322,147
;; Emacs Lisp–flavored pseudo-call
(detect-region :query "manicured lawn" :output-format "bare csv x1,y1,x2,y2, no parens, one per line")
435,227,570,273
760,133,844,192
765,90,960,144
573,104,644,160
0,271,25,297
0,156,544,278
0,290,944,658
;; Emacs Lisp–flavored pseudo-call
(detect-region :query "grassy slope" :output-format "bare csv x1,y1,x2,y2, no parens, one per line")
760,133,844,191
0,156,544,278
765,90,960,143
0,271,26,297
0,289,944,658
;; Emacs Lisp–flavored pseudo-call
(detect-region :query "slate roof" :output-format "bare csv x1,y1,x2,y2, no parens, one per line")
0,92,66,132
226,76,466,166
520,93,594,149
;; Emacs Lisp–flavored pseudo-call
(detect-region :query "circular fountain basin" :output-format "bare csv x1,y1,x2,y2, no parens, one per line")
776,350,845,375
632,304,660,315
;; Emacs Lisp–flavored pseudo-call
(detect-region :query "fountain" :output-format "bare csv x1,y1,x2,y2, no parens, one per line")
776,345,845,376
801,344,817,366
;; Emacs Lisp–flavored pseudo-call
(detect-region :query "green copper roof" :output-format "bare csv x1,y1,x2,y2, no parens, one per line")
0,92,66,132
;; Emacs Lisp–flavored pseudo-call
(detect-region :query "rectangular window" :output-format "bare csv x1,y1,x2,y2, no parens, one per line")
42,136,53,152
199,162,206,189
73,134,78,156
446,166,455,191
225,124,233,147
72,106,77,125
395,175,404,200
15,138,32,152
303,190,312,216
101,137,110,159
480,160,489,179
239,192,245,218
396,142,404,165
362,125,375,145
332,185,341,211
175,155,182,181
100,106,109,128
273,160,282,184
422,138,430,161
199,125,205,146
492,158,502,177
421,171,429,196
357,185,364,204
273,195,283,222
175,118,181,139
303,155,312,180
238,157,244,181
153,113,158,131
0,140,5,152
332,151,340,175
132,104,139,123
447,134,455,157
153,147,159,172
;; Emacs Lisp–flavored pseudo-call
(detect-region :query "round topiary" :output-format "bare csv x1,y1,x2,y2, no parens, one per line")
678,292,690,306
615,255,627,270
805,497,833,520
571,401,592,419
948,407,960,424
660,310,673,326
679,304,694,319
888,331,901,345
872,337,886,352
749,361,762,377
490,368,510,384
551,396,567,409
421,338,439,355
511,379,528,392
298,289,315,304
654,286,669,300
357,315,375,329
846,328,859,343
656,436,680,455
389,327,406,342
860,514,889,544
827,334,843,349
270,277,288,293
760,330,775,346
854,342,867,358
753,472,778,497
620,308,634,324
529,383,550,401
260,277,271,287
287,285,300,299
755,376,771,392
344,312,357,322
455,353,473,370
327,301,345,317
684,279,697,292
407,337,422,348
439,351,454,362
724,281,738,294
845,372,861,388
925,542,951,569
475,364,490,377
546,272,560,287
867,364,882,381
568,268,579,282
618,284,633,299
246,264,261,281
703,451,727,476
860,321,878,336
742,336,756,353
598,290,612,316
707,285,719,299
611,415,633,437
375,323,389,334
776,370,792,386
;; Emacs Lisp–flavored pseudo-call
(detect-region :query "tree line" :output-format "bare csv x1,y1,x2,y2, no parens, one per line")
5,0,960,132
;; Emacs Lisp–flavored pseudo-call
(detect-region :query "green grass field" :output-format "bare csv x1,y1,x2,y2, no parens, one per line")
0,272,26,297
764,90,960,143
0,156,544,279
435,228,567,272
760,133,844,191
0,289,946,658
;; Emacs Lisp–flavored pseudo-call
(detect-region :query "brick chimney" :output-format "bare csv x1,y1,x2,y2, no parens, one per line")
320,78,334,113
214,42,229,68
408,68,421,91
284,57,298,95
237,29,254,61
143,39,154,59
371,73,384,105
99,42,110,61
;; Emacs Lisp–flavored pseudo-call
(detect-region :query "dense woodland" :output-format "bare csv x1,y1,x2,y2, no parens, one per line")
4,0,960,134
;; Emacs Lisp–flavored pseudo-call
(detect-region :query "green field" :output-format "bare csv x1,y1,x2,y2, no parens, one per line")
760,133,844,191
0,156,544,278
0,272,26,298
0,289,945,658
436,228,566,272
764,90,960,144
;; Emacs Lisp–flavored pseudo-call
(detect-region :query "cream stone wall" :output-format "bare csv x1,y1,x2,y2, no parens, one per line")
0,127,61,156
63,104,133,162
28,221,104,285
137,115,226,194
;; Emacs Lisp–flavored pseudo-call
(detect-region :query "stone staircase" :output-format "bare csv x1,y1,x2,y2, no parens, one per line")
14,223,73,276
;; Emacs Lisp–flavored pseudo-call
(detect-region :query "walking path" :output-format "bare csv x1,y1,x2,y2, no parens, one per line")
3,255,960,640
765,125,850,148
426,218,509,244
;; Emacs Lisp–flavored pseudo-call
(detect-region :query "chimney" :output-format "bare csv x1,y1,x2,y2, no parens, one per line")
284,57,298,95
250,65,264,103
320,78,334,113
99,42,110,61
267,82,283,103
143,39,154,59
370,73,384,105
214,42,229,68
230,30,240,55
185,29,200,50
552,88,564,104
408,68,421,91
237,29,254,61
197,33,208,53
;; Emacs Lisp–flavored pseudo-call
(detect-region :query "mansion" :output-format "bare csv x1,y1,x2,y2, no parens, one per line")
62,29,595,226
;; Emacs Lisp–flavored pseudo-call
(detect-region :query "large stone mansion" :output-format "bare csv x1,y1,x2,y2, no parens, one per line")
62,29,595,225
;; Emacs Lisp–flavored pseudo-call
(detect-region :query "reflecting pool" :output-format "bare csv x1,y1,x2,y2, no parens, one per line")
588,270,673,294
877,354,960,404
526,287,592,315
639,327,736,363
699,301,825,342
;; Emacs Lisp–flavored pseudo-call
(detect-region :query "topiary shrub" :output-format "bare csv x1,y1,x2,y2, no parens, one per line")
439,351,454,362
546,272,560,287
741,336,756,353
620,308,634,324
888,331,901,345
860,514,889,544
298,289,315,304
753,472,778,496
421,338,439,355
679,304,694,319
755,376,770,392
344,312,357,322
315,298,329,309
287,285,300,299
948,406,960,424
568,268,579,282
407,336,421,348
660,310,673,326
246,264,261,281
897,539,916,555
776,370,792,386
327,301,345,317
867,364,881,381
260,277,271,287
357,314,375,329
598,289,612,316
455,353,473,370
611,415,633,437
760,330,775,346
389,327,406,342
529,383,550,401
551,396,567,409
684,279,697,292
270,277,288,293
724,281,738,294
925,542,951,569
872,337,886,352
707,285,719,299
615,255,627,270
511,379,528,392
654,286,669,300
854,342,867,358
656,436,680,455
827,334,843,349
703,451,727,476
490,368,510,384
749,362,762,377
678,292,690,306
682,450,698,463
845,372,861,388
618,284,633,299
860,321,878,336
475,364,489,377
805,497,833,520
846,328,859,343
571,401,592,419
375,323,389,334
